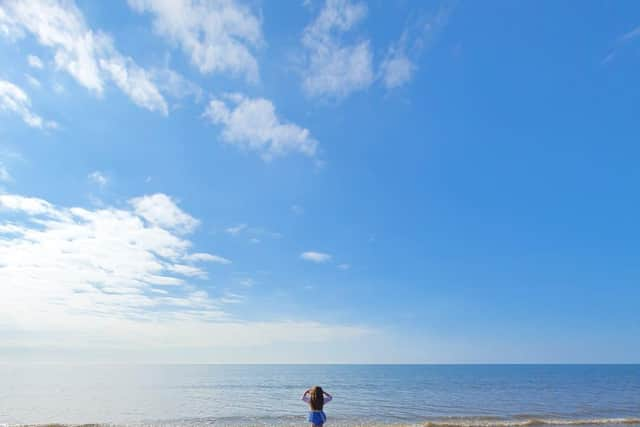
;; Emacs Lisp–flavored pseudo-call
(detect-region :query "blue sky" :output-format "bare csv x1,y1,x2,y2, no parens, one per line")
0,0,639,363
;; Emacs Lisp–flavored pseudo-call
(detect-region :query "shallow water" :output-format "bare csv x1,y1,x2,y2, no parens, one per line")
0,365,638,427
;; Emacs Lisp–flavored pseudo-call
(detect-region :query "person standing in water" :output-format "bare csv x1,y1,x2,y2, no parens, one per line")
301,386,333,427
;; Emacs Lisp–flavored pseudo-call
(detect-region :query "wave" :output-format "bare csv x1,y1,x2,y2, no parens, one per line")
423,418,640,427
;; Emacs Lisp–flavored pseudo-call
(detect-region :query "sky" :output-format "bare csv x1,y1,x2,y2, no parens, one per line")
0,0,639,364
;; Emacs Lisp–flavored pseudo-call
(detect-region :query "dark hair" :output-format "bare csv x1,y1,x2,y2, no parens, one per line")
309,386,324,410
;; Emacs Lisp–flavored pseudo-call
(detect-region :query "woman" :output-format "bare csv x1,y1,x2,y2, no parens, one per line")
301,386,333,427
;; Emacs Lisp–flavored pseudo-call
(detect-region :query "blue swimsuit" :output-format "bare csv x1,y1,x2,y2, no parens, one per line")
302,394,332,425
308,410,327,425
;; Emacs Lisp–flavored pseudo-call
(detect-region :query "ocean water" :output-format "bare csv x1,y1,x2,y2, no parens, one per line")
0,365,639,427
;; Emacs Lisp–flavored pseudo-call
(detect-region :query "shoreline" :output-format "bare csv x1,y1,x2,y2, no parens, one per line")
7,416,640,427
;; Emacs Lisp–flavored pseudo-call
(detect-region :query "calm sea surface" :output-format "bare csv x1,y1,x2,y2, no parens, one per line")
0,365,638,427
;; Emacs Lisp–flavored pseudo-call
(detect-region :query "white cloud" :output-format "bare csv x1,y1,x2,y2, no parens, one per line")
128,0,262,83
166,263,208,278
184,252,231,264
1,0,103,92
0,193,369,359
0,0,168,115
0,193,58,215
238,277,254,287
25,73,41,88
0,79,58,129
300,251,332,263
225,223,282,242
27,54,43,69
99,54,169,115
301,0,374,98
88,170,108,187
247,226,282,239
380,46,414,89
620,26,640,43
0,163,11,182
204,93,318,160
152,67,203,102
0,316,370,360
215,291,245,304
604,25,640,64
226,223,247,235
0,192,221,321
130,193,199,234
380,7,452,89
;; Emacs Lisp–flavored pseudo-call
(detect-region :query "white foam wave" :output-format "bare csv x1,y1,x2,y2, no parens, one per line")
423,417,640,427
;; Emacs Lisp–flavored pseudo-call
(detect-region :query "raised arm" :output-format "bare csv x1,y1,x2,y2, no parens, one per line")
301,389,311,402
323,391,333,403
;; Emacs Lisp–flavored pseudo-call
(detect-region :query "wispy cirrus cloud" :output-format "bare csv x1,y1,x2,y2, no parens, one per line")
25,74,41,88
300,0,452,96
152,67,203,103
0,0,168,115
128,0,263,83
204,93,318,160
380,35,414,89
604,25,640,64
238,277,255,287
619,26,640,43
184,252,232,265
301,0,374,99
226,223,248,235
225,223,282,244
0,163,11,182
0,79,58,129
380,5,452,89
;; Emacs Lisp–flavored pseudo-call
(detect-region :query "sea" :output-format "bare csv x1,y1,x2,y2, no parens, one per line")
0,365,638,427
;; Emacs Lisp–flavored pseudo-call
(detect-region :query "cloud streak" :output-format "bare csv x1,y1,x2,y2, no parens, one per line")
604,25,640,64
380,5,452,89
184,252,232,264
0,79,58,129
0,163,11,182
619,26,640,43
